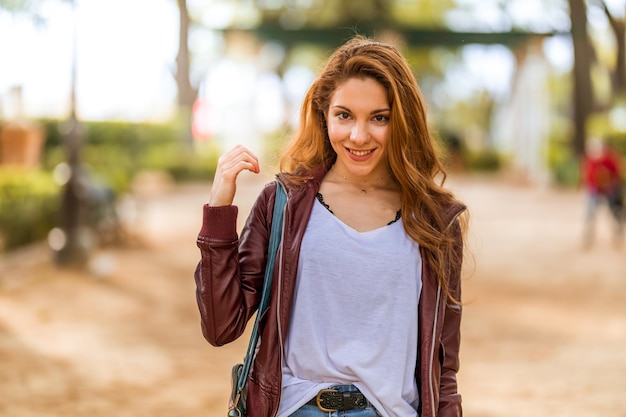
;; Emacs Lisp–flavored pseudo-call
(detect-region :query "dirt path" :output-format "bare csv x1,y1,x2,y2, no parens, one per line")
0,174,624,417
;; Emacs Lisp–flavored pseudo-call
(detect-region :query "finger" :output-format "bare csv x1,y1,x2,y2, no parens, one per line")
218,146,259,172
209,148,260,205
217,158,259,184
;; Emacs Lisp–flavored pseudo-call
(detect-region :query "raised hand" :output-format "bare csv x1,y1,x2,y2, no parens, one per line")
208,145,260,206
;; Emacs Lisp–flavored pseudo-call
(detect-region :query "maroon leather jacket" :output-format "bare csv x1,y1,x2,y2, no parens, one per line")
195,166,466,417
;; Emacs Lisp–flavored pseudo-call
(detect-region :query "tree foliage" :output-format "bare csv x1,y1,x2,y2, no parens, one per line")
0,0,43,21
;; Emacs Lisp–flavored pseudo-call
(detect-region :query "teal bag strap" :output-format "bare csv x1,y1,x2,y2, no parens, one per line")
236,179,288,394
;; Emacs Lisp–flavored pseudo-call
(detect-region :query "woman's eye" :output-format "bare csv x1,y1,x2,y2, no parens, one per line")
373,115,389,122
336,112,350,120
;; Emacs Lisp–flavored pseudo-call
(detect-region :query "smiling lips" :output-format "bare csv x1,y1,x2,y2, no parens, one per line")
348,148,374,157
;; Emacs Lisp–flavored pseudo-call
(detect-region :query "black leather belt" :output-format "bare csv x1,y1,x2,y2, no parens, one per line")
306,389,369,412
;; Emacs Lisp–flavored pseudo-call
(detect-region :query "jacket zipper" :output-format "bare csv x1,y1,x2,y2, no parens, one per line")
427,209,465,416
428,283,442,417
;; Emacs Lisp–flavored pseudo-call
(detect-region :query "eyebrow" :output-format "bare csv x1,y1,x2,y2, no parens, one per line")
331,105,390,114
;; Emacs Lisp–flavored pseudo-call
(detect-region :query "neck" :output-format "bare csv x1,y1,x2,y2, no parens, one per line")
329,165,392,194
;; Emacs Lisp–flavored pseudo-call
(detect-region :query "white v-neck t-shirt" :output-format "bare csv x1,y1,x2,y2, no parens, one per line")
277,198,422,417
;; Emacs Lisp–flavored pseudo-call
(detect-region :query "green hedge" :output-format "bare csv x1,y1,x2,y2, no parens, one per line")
40,119,181,148
0,168,60,252
465,149,502,172
39,119,219,193
0,119,221,253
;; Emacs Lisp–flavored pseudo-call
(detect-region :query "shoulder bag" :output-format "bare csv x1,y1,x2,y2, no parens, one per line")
228,179,288,417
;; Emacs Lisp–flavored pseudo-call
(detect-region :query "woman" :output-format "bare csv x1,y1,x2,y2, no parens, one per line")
195,36,467,417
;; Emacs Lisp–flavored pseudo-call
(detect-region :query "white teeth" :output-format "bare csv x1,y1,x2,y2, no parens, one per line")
350,149,371,156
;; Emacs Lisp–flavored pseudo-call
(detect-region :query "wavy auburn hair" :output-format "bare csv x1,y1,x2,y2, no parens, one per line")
279,36,466,302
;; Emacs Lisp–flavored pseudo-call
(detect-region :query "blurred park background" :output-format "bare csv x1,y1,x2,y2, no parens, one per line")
0,0,625,416
1,0,626,257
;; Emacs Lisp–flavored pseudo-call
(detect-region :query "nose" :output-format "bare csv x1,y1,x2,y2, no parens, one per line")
350,121,368,144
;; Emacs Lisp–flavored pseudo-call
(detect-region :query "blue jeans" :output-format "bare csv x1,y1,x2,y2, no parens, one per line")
584,190,625,247
289,385,382,417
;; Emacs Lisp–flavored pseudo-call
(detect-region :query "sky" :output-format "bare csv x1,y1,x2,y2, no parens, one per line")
0,0,179,122
1,0,624,124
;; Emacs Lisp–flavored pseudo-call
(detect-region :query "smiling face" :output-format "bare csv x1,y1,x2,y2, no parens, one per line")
326,77,391,179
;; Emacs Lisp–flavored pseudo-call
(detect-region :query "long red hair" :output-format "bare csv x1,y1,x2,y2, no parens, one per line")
280,36,467,301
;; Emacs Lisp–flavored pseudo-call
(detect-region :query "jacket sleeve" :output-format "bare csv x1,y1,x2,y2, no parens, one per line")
194,183,275,347
438,218,464,417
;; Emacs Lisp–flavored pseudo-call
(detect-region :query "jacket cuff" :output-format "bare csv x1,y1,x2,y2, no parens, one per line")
199,204,238,240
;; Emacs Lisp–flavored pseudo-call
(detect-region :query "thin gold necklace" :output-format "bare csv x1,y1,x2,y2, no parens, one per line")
330,167,389,194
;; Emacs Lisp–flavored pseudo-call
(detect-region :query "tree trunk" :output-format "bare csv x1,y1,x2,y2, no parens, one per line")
57,0,89,267
175,0,198,147
601,0,626,96
568,0,594,157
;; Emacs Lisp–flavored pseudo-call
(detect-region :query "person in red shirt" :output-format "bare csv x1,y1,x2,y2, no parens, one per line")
581,138,624,247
